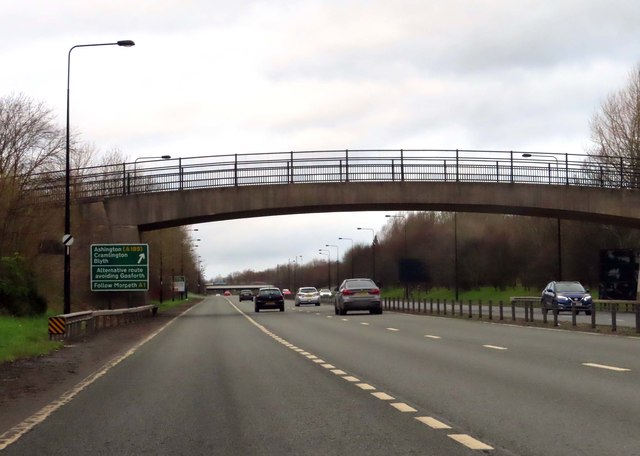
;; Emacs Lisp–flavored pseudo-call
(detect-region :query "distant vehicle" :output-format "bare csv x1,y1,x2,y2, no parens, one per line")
255,287,285,312
335,278,382,315
223,290,231,296
239,289,253,302
295,287,321,306
541,281,593,315
319,289,332,300
282,289,293,299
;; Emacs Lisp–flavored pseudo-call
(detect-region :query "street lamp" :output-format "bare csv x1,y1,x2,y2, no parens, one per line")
357,227,376,281
130,155,171,192
318,249,331,289
522,154,562,279
386,214,408,299
338,237,354,278
325,244,340,286
64,39,135,314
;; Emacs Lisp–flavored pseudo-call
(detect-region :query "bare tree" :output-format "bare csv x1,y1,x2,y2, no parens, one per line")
588,64,640,187
0,94,65,255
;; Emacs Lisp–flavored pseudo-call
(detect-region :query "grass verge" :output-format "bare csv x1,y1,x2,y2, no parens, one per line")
0,313,63,363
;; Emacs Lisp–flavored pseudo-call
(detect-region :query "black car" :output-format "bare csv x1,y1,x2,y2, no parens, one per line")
541,281,593,315
254,287,285,312
239,289,254,302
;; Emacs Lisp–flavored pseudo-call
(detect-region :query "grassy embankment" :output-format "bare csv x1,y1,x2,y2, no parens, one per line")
0,295,201,364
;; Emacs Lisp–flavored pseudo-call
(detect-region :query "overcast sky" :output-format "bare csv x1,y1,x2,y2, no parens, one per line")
2,1,640,279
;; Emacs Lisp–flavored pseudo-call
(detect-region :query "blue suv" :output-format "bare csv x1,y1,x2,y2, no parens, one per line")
541,281,593,316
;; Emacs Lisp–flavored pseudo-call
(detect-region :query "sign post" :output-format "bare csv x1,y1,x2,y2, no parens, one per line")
91,244,149,291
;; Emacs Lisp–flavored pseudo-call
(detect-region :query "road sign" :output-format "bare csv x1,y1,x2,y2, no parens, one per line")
91,244,149,291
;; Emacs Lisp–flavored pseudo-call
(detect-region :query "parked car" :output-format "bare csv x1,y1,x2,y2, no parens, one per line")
295,287,321,306
541,281,593,315
334,278,382,315
239,289,254,302
255,287,285,312
282,289,293,299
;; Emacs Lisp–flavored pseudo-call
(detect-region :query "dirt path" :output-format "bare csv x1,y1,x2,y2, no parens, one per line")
0,300,199,436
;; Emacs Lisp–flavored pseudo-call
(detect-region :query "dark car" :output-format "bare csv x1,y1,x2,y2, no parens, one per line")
334,278,382,315
541,281,593,315
239,289,254,302
255,287,285,312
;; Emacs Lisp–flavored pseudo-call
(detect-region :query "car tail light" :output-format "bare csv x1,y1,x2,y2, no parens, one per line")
342,289,355,296
368,288,380,295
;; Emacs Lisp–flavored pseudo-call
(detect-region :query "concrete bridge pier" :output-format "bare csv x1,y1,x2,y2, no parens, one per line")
75,201,146,310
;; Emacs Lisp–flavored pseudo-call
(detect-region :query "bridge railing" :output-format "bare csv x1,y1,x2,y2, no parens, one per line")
24,149,640,204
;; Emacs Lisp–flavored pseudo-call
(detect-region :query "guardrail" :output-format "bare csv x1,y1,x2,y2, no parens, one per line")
382,297,640,333
48,305,158,341
23,149,640,205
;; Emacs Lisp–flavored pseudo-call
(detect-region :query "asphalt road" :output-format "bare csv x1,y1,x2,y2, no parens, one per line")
3,296,640,455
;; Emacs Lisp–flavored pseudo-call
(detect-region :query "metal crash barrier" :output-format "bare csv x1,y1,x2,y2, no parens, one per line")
48,305,158,340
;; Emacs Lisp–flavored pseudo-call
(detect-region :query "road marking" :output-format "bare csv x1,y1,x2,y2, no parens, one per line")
0,301,198,451
293,348,304,352
313,359,325,363
306,354,318,359
424,335,441,339
483,344,508,351
372,392,395,400
327,316,333,318
415,416,451,429
361,322,370,326
448,434,494,450
230,298,497,454
341,318,349,321
582,363,630,372
391,402,417,412
356,383,376,390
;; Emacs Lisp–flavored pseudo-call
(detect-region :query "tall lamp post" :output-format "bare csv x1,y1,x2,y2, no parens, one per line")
325,244,340,286
338,237,354,278
357,227,376,281
64,39,135,314
318,249,331,289
386,214,408,299
522,153,562,280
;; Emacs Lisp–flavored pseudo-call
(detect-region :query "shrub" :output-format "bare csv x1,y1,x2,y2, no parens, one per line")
0,254,47,316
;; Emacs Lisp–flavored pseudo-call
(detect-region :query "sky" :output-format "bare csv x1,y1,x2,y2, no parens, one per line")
2,0,640,279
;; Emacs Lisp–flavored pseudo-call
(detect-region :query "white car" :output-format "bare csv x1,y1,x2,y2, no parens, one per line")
319,289,332,300
294,287,321,306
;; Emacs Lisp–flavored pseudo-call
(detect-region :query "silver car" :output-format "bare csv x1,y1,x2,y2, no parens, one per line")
294,287,321,306
334,278,382,315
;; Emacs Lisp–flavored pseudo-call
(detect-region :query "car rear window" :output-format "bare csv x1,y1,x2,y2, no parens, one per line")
345,279,376,289
259,288,280,295
299,288,317,293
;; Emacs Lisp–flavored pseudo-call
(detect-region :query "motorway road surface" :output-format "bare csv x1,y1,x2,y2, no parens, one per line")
2,295,640,455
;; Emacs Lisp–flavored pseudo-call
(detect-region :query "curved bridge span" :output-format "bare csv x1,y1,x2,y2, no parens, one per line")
100,181,640,233
30,148,639,240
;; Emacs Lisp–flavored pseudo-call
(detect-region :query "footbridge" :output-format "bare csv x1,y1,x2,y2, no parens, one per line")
33,148,640,240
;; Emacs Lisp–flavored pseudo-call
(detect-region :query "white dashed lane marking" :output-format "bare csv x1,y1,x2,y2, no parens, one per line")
391,402,417,413
582,363,630,372
448,434,494,450
483,344,508,351
415,416,451,429
424,335,441,339
372,392,395,400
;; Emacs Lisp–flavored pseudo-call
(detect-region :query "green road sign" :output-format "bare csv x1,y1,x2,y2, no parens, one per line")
91,244,149,291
